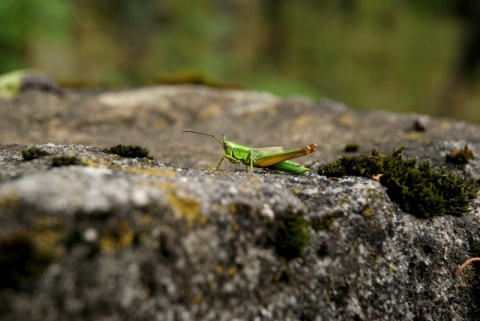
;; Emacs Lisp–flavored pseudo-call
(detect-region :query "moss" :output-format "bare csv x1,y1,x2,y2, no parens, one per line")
103,144,152,159
51,154,82,167
22,147,49,160
318,147,478,218
0,230,54,290
344,143,359,152
153,70,244,89
446,145,474,166
275,212,310,260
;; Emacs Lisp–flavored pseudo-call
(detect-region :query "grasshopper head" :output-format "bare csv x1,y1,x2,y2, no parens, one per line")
221,134,236,158
221,134,229,150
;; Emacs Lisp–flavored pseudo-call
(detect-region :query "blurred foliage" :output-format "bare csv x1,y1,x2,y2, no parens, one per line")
0,0,72,68
1,0,479,121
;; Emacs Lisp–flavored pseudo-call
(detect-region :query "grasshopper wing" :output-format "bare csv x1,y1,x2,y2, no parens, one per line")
254,144,317,167
251,146,284,161
252,146,284,154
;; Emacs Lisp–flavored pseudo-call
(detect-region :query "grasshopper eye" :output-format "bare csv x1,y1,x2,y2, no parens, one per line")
223,142,228,149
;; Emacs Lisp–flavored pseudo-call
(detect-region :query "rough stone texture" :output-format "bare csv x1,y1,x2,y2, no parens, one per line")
0,86,480,320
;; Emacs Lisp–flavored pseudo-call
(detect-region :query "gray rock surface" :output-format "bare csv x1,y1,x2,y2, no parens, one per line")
0,86,480,320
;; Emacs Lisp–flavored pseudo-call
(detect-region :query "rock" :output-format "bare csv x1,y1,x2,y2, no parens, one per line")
0,69,63,98
0,86,480,320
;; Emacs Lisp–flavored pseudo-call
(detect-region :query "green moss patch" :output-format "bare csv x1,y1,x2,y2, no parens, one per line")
103,144,152,159
318,147,478,218
22,147,50,160
275,212,310,260
51,155,82,167
344,143,359,153
446,145,474,167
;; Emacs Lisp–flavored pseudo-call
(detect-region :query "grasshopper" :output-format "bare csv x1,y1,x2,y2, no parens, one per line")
183,130,317,175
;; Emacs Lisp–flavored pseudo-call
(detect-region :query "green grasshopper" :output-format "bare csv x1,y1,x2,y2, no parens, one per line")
183,130,317,175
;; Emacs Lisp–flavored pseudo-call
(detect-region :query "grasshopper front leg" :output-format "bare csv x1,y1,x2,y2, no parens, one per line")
215,155,242,170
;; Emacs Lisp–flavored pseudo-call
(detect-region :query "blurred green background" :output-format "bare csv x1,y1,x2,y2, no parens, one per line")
1,0,480,121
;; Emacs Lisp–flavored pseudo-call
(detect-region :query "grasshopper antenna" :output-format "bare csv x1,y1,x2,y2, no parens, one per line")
182,130,224,147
